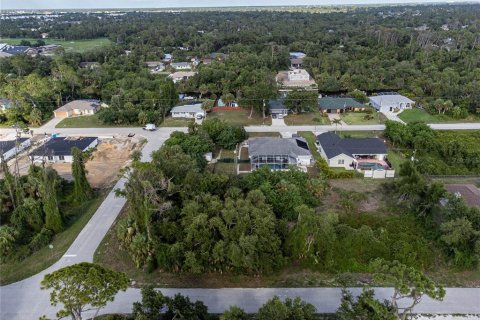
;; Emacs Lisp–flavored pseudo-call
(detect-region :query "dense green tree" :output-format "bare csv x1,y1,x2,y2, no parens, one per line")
42,168,63,233
41,263,129,320
257,296,316,320
71,147,93,204
337,288,396,320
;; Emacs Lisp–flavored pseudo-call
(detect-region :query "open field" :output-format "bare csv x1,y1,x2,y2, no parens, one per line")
160,117,194,127
0,38,111,53
0,192,107,285
398,108,480,124
284,110,330,125
341,111,385,125
56,114,137,128
207,109,271,126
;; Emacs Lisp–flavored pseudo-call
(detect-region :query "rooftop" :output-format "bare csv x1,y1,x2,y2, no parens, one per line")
316,132,387,159
318,97,365,110
0,138,29,153
369,93,414,105
171,103,203,113
168,71,197,79
30,137,97,157
249,137,311,158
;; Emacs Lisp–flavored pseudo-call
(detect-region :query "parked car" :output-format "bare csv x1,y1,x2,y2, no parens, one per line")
196,113,204,120
143,123,157,131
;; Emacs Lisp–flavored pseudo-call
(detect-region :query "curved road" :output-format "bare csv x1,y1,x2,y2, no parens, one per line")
1,123,480,319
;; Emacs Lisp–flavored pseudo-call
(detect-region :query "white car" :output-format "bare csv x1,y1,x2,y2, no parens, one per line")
195,114,204,120
143,123,157,131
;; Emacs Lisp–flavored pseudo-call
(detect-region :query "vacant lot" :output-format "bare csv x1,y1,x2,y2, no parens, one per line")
398,108,480,124
56,114,137,128
50,137,143,188
0,38,111,53
341,111,385,125
284,110,330,125
207,109,271,126
160,117,194,127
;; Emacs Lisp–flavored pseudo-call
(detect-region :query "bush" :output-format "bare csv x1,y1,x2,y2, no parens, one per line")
28,228,53,252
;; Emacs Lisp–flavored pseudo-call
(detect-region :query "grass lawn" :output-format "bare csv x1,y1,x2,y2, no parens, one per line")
0,192,107,285
341,111,385,125
387,150,406,172
398,108,480,124
160,117,194,127
0,38,111,53
207,110,271,126
298,131,321,162
284,110,330,125
248,132,281,138
337,130,384,139
55,114,137,128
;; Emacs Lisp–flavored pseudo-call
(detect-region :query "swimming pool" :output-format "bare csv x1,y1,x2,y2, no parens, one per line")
358,162,385,170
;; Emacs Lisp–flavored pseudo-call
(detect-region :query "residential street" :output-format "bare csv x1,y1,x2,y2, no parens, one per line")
1,121,480,319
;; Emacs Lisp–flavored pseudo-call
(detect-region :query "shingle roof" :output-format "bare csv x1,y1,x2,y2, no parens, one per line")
171,103,203,113
316,132,387,159
30,137,97,157
0,138,29,153
249,137,311,158
54,100,100,113
269,99,288,112
318,97,365,110
444,184,480,207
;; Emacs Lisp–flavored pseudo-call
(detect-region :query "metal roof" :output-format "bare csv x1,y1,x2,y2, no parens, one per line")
171,103,203,113
369,94,414,106
54,100,100,113
318,97,365,110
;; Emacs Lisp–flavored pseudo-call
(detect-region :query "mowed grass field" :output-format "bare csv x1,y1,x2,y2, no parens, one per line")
398,108,480,124
0,38,111,53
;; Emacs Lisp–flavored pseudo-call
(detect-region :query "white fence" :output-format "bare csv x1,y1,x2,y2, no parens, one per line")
364,169,395,179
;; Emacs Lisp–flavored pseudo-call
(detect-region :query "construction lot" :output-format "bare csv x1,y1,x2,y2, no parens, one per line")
3,136,144,189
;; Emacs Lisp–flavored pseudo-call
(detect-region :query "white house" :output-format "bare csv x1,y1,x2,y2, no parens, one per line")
248,137,312,171
0,138,31,162
170,104,205,119
316,132,388,170
369,93,415,113
275,69,317,89
168,71,197,84
30,137,98,163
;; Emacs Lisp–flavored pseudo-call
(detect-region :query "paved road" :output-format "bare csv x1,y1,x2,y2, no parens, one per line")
1,121,480,319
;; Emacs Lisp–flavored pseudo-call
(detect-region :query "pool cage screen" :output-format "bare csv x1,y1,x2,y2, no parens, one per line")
250,154,297,171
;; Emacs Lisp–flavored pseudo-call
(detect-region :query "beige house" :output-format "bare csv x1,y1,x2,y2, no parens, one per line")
54,100,101,118
168,71,197,84
275,69,317,90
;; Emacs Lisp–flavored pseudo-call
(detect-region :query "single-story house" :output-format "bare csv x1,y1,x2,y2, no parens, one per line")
290,58,303,69
316,132,388,170
0,138,31,162
248,137,312,171
170,62,191,70
38,44,61,55
171,103,205,118
53,100,101,118
318,97,367,113
289,52,306,59
30,137,98,163
168,71,197,84
1,45,32,55
269,100,289,118
369,93,415,113
162,54,173,63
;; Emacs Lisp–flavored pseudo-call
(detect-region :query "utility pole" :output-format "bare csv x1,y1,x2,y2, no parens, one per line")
11,124,22,184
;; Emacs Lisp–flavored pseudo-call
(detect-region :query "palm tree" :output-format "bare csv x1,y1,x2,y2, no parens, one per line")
332,118,342,133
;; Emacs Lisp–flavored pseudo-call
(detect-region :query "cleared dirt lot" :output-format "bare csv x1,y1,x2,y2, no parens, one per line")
51,137,144,189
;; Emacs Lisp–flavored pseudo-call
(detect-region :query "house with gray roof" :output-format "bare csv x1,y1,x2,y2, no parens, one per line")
248,137,312,171
170,62,191,70
318,97,367,113
369,92,415,113
0,138,31,162
316,132,388,170
30,136,98,163
171,103,205,118
269,99,289,118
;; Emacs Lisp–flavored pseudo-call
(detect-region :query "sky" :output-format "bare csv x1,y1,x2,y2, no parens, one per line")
1,0,477,10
